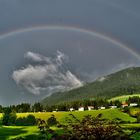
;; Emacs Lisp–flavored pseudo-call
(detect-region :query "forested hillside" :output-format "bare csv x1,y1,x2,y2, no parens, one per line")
42,67,140,106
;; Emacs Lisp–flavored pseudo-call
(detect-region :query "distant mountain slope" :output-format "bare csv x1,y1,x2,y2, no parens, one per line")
108,94,140,102
42,67,140,106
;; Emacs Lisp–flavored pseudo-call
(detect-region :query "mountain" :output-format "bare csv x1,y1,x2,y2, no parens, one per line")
42,67,140,106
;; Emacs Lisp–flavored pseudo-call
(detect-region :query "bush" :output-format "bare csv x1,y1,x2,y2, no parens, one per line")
47,115,58,126
15,117,27,126
65,114,133,140
136,112,140,122
26,115,37,125
15,115,36,126
2,108,17,126
38,114,134,140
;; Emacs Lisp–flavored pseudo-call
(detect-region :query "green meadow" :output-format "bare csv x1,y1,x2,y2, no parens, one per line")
0,109,140,140
108,94,140,102
0,126,39,140
15,109,136,123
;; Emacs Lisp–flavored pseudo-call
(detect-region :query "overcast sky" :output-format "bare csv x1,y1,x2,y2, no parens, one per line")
0,0,140,106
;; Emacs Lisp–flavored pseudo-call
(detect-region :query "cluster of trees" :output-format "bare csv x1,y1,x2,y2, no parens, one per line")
47,96,140,112
2,107,36,126
0,102,43,113
0,96,140,114
44,98,123,112
126,96,140,104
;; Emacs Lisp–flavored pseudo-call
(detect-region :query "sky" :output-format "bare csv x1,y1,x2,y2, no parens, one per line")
0,0,140,106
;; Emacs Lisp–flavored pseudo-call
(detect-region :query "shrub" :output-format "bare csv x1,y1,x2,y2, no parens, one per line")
2,108,17,126
47,115,58,126
15,117,27,126
38,114,135,140
136,112,140,122
65,114,131,140
26,115,37,125
37,119,57,140
15,115,36,126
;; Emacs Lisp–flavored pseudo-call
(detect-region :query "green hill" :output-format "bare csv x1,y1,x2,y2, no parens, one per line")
42,67,140,106
108,94,140,102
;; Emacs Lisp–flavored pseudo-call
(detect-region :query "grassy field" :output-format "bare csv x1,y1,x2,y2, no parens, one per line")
0,109,139,140
0,126,39,140
129,107,140,116
0,124,140,140
0,109,136,123
14,109,137,123
108,94,140,102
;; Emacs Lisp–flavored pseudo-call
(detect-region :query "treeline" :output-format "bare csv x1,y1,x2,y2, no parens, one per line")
126,96,140,104
0,102,43,113
47,96,140,112
0,96,140,113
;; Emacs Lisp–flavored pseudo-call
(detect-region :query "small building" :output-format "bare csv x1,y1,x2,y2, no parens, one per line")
100,107,106,110
110,106,117,109
53,109,58,112
129,103,138,107
122,103,128,108
98,106,106,110
69,108,74,111
88,106,94,111
78,107,84,111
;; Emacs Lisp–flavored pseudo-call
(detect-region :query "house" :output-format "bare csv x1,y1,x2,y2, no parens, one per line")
53,109,58,112
129,103,138,107
69,108,74,111
110,106,117,109
78,107,84,111
88,106,94,111
100,107,106,110
98,106,106,110
122,103,128,108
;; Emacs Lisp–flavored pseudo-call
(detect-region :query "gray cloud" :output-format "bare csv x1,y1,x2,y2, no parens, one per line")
24,51,46,62
12,51,83,95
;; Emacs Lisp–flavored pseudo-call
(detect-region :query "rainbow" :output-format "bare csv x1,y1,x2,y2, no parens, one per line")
0,25,140,60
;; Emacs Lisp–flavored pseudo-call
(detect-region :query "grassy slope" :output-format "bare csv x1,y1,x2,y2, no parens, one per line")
109,94,140,102
0,126,39,140
42,67,140,106
13,109,137,123
0,124,140,140
0,109,136,123
0,109,138,140
129,107,140,116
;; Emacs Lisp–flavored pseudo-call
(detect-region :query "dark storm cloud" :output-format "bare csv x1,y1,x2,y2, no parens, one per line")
0,0,140,53
0,0,140,105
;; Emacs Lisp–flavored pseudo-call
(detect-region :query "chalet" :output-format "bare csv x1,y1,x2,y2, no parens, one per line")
98,106,106,110
122,103,128,108
129,103,138,107
78,107,84,111
88,106,94,111
69,108,74,111
100,107,106,110
110,106,117,109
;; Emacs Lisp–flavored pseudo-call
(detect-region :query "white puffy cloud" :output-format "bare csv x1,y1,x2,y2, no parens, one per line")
12,51,83,95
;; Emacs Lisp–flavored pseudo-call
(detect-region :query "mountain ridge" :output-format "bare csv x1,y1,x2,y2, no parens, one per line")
42,67,140,106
